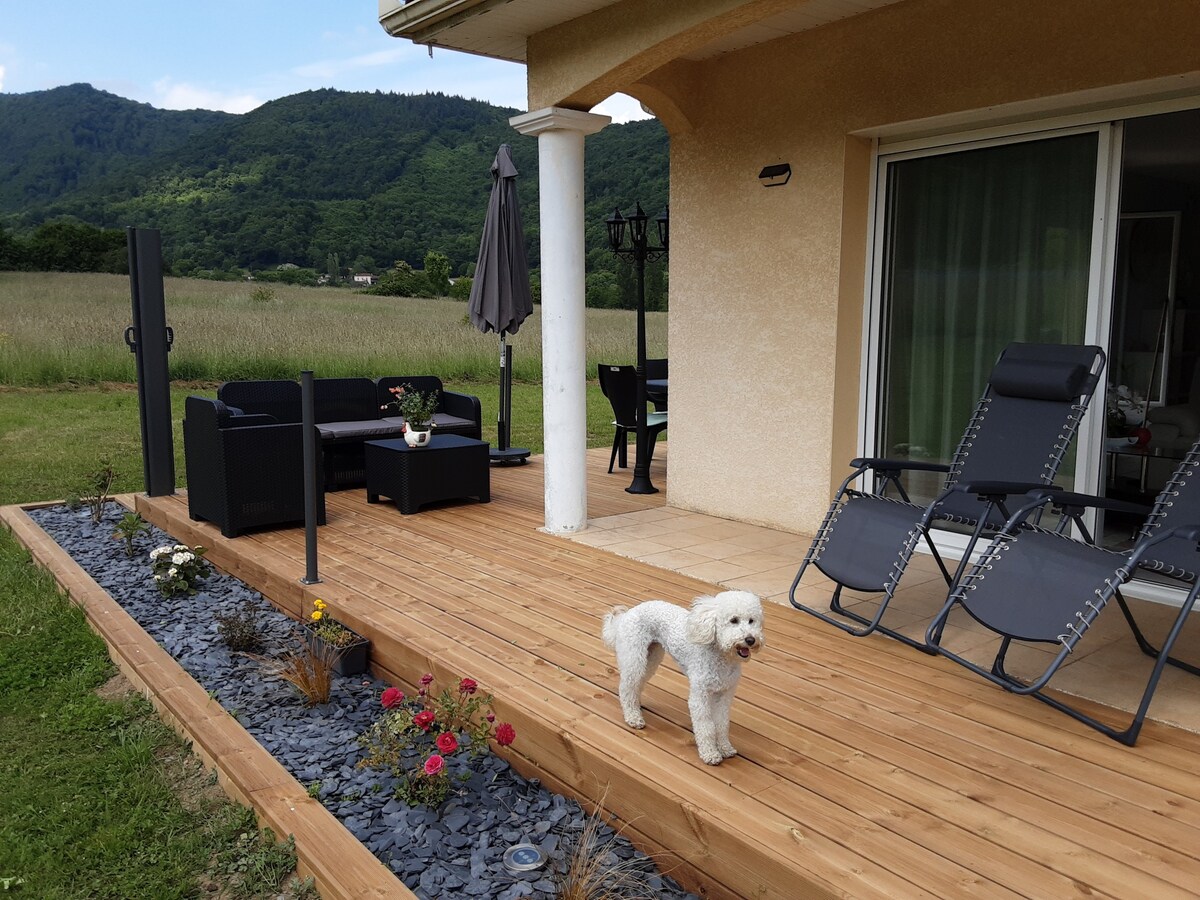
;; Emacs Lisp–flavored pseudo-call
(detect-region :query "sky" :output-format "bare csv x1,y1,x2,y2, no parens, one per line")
0,1,650,122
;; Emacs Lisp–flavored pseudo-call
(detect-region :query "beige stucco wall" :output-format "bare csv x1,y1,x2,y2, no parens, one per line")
667,0,1200,534
531,0,1200,534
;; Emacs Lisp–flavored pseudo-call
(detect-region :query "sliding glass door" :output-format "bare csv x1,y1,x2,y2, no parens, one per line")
873,131,1102,504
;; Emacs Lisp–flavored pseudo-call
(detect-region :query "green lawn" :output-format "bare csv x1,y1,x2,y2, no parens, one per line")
0,270,654,896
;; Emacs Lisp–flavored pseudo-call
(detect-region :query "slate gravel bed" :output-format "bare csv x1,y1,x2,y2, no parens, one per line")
29,503,699,900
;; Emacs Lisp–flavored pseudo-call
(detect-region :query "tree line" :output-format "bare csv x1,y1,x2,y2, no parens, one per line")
1,85,670,309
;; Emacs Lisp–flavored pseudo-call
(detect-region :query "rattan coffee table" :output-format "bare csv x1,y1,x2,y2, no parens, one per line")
364,435,490,514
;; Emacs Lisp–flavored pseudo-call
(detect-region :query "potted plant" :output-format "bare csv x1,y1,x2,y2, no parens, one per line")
382,383,440,448
304,598,370,676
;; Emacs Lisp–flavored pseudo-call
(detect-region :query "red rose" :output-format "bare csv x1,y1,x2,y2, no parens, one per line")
485,712,495,723
459,678,477,695
494,723,516,746
381,687,404,709
436,732,459,754
420,673,434,686
413,710,436,732
423,754,445,776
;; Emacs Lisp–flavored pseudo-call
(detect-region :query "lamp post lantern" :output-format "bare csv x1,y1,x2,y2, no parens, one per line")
605,202,668,494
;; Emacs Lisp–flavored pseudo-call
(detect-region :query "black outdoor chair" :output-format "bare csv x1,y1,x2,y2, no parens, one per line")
789,342,1106,649
183,395,326,538
646,357,668,411
924,440,1200,745
598,364,668,474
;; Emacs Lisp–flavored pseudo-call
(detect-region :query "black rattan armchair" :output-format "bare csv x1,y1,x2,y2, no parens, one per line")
183,396,325,538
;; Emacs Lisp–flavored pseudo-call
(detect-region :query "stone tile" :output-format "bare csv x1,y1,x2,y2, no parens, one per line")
677,559,759,585
679,540,759,561
604,539,673,559
637,549,714,570
721,550,798,574
723,529,810,551
571,529,635,548
727,564,800,599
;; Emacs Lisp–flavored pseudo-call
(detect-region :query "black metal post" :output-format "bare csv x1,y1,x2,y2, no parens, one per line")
300,370,321,585
628,239,656,494
605,203,666,495
490,335,531,465
125,227,175,496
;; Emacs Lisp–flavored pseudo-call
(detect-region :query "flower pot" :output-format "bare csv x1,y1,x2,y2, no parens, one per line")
304,625,370,676
404,428,433,448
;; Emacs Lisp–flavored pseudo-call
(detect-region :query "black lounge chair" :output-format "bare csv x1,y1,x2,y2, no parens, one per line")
789,342,1106,648
598,364,668,474
925,442,1200,745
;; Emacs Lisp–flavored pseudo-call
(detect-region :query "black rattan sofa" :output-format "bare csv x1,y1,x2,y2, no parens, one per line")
183,377,481,537
215,376,482,490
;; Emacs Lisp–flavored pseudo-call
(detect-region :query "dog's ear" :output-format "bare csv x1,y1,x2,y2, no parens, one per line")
685,597,719,645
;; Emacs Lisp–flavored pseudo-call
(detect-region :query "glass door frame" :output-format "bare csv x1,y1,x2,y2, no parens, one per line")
859,121,1120,556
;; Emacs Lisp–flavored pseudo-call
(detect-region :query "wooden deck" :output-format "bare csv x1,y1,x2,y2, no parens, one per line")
27,447,1200,898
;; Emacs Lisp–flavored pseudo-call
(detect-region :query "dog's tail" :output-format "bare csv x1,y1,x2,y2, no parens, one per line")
601,605,629,649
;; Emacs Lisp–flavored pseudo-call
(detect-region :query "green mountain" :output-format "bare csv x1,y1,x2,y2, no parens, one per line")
0,84,669,286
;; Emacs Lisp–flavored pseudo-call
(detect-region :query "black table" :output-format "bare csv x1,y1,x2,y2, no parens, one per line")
646,378,668,404
365,435,490,514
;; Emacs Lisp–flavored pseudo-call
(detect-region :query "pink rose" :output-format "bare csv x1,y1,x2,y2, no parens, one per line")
485,712,495,723
458,678,477,695
420,673,434,686
413,710,436,732
423,754,445,776
436,732,459,754
381,687,404,709
494,723,516,746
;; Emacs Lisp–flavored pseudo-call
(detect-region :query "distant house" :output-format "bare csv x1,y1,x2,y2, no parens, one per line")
353,273,377,285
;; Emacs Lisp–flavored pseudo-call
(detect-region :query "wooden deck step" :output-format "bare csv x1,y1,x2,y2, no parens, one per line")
112,447,1200,900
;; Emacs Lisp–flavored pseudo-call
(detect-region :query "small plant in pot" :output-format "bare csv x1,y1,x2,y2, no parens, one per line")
382,383,439,448
305,598,369,675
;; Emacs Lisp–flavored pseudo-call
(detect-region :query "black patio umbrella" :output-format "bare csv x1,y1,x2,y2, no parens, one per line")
468,144,534,465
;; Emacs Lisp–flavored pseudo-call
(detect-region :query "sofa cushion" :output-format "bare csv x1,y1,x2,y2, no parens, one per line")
317,420,406,440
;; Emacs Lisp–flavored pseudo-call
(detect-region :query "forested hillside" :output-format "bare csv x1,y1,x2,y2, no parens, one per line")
0,84,668,305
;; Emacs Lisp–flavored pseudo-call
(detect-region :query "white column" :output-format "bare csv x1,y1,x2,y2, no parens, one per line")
511,107,610,534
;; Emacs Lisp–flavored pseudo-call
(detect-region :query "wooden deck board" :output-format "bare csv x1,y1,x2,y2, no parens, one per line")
76,446,1200,898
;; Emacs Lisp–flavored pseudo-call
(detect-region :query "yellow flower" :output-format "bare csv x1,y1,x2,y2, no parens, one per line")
310,610,323,621
314,599,327,611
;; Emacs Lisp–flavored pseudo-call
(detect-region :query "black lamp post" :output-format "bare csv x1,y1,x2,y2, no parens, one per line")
605,202,668,494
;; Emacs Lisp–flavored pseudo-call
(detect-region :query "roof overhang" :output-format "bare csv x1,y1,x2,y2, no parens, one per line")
378,0,907,65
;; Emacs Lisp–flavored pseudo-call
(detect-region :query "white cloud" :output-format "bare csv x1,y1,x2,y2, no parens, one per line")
152,78,263,114
292,47,410,80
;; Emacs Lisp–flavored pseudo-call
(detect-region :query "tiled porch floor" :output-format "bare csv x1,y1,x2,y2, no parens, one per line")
567,496,1200,735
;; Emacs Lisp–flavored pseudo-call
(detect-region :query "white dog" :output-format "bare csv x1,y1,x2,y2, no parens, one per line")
602,591,765,765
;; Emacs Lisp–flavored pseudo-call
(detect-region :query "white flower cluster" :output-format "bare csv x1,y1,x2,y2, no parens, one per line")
150,543,191,560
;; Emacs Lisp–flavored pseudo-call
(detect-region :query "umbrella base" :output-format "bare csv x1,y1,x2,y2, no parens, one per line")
490,447,531,466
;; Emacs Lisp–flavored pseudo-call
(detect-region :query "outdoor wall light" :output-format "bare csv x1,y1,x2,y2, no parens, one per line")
758,163,792,187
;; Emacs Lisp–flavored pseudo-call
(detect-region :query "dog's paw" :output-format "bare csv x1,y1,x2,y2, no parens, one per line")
698,748,725,765
623,713,645,729
719,743,738,759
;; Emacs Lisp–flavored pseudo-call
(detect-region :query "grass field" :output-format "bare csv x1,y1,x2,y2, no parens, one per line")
0,270,665,896
0,271,666,386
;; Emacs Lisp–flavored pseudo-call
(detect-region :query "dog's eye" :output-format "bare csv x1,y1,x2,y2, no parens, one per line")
730,617,739,625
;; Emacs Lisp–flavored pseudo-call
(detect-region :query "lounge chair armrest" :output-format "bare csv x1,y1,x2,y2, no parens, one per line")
953,481,1061,497
1167,525,1200,544
849,457,951,474
1026,488,1151,516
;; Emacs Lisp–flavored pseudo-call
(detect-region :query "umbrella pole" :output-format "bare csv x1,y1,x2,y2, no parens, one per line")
490,332,530,465
499,334,510,451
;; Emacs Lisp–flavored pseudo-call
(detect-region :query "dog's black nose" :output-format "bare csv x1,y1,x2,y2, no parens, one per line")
745,636,756,646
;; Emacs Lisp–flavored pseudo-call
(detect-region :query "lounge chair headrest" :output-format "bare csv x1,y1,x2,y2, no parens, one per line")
990,359,1089,401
